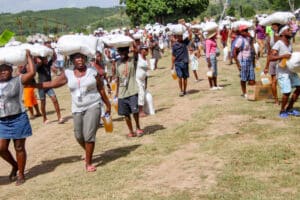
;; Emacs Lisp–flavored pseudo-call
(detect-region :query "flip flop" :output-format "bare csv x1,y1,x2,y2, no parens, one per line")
86,165,96,172
127,132,136,138
58,118,65,124
136,129,144,137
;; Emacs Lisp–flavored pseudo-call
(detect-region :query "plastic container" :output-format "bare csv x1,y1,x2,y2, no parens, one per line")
102,113,113,133
279,58,287,68
255,60,261,72
112,97,118,113
206,70,213,78
144,91,155,115
260,72,271,85
171,69,177,80
111,80,116,92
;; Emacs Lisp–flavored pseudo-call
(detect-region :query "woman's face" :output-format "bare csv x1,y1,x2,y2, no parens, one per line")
72,54,86,69
95,53,102,63
271,24,279,32
0,65,13,82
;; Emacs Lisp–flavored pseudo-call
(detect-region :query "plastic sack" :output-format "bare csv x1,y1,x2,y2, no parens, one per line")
287,52,300,73
0,46,27,66
223,47,229,62
144,91,155,115
21,43,53,57
102,34,133,48
56,35,98,57
231,20,253,30
149,58,156,70
259,12,295,26
170,24,186,35
260,72,271,85
203,22,218,32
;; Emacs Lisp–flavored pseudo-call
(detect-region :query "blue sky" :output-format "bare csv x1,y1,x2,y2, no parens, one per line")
0,0,121,13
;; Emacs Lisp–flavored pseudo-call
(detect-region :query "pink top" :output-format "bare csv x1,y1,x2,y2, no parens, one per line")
205,39,217,58
234,36,251,60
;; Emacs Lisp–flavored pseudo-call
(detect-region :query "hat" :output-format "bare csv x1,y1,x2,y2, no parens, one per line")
205,30,217,39
239,25,248,32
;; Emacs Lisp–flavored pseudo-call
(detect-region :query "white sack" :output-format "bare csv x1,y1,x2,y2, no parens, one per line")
259,12,295,26
0,46,27,66
102,34,133,48
56,35,98,57
144,91,155,115
170,24,186,35
287,52,300,73
20,43,53,57
203,22,218,32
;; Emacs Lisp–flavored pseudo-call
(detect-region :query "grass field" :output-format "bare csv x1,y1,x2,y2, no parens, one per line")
0,36,300,200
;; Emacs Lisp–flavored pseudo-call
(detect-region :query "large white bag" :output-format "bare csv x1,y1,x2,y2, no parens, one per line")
203,22,218,32
259,12,295,26
0,46,27,66
170,24,186,35
287,52,300,73
102,34,133,48
57,35,98,57
231,20,253,30
19,43,53,57
223,47,228,62
144,91,155,115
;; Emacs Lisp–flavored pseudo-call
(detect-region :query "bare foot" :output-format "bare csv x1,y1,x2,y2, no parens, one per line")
9,167,18,181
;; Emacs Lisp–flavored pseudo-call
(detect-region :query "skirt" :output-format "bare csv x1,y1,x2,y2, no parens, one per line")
0,112,32,139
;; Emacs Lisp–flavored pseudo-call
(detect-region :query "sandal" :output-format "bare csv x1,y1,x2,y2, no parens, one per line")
136,129,144,137
58,118,65,124
86,165,96,172
127,132,136,138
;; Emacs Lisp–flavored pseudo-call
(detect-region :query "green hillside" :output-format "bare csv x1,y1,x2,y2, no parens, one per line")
0,6,130,36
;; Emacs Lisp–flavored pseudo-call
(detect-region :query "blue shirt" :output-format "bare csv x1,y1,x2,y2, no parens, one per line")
172,38,190,63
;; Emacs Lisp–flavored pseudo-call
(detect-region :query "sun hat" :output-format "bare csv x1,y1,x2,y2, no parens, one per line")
205,30,217,39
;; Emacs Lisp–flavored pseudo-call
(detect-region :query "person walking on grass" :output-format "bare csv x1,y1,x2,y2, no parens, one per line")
35,55,63,124
264,23,281,105
136,45,150,117
233,25,256,98
115,47,144,137
205,29,222,90
0,50,35,186
171,23,192,97
189,46,200,82
17,65,42,119
35,53,111,172
268,25,300,118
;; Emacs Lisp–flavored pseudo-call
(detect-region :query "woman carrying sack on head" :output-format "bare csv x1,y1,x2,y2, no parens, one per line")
35,52,111,172
0,50,35,186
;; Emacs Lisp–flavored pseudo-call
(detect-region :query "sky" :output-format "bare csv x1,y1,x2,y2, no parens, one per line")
0,0,121,13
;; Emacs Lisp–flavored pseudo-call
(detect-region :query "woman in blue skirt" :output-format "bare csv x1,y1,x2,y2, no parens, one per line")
0,50,35,185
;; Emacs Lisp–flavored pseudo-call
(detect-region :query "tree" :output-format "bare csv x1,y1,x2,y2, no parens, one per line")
226,5,235,17
120,0,209,25
241,5,256,18
267,0,300,11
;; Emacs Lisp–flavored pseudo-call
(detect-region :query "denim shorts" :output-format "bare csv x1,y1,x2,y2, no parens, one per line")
38,88,56,100
210,54,218,77
118,94,139,116
175,62,189,79
239,58,255,81
277,72,300,94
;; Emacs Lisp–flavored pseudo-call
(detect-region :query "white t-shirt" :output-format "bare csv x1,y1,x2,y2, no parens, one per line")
65,67,102,113
136,54,148,80
272,40,292,74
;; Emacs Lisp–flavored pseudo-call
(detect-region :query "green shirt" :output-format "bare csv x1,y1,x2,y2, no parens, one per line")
116,58,138,99
266,26,273,38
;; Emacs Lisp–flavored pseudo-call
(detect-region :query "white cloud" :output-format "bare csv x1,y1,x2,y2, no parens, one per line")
0,0,120,13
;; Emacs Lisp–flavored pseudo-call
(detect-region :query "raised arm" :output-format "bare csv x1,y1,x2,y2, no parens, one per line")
37,71,68,89
21,50,35,84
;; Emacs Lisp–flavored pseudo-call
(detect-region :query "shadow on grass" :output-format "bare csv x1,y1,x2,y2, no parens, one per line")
45,108,66,116
155,107,170,113
94,144,141,167
144,124,166,135
219,83,232,88
0,155,82,185
112,116,124,122
187,89,200,95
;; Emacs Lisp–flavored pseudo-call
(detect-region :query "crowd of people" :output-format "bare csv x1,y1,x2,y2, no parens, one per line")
0,11,299,186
